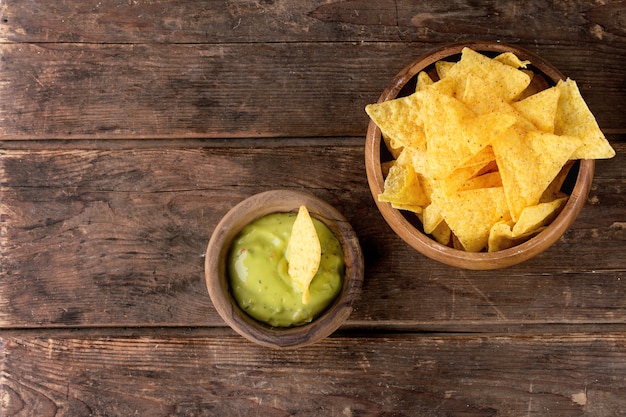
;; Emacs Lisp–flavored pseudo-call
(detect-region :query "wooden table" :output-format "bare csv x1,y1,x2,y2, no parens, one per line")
1,1,625,415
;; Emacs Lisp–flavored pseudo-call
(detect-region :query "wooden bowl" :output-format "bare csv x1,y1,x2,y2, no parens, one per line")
364,41,595,270
205,190,364,348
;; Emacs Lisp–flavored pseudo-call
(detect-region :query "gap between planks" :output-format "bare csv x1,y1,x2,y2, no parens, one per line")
0,137,366,150
4,321,626,338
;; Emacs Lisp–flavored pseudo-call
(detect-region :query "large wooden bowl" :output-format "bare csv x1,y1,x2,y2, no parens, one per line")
205,190,364,348
365,41,595,270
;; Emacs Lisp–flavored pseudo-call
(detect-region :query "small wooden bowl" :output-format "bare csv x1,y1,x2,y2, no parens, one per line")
205,190,364,348
365,41,595,270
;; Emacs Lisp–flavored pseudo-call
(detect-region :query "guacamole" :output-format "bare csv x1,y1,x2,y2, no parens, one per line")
228,212,344,327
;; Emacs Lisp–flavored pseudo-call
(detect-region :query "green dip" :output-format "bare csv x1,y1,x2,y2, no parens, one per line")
228,212,344,327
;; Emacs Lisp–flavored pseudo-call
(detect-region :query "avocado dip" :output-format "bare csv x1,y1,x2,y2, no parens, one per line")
228,212,344,327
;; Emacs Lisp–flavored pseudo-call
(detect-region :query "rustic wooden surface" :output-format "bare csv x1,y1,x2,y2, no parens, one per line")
1,1,625,416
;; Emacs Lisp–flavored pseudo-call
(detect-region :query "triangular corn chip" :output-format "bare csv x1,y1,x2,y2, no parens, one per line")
287,206,321,304
493,126,582,221
365,93,426,156
417,210,451,246
446,47,531,101
512,86,561,133
540,160,575,203
458,171,503,191
512,197,568,237
461,74,535,132
417,90,514,179
488,220,516,252
378,163,429,208
555,78,615,159
422,202,444,234
493,52,530,69
434,186,510,252
435,60,455,79
416,70,434,91
487,220,538,252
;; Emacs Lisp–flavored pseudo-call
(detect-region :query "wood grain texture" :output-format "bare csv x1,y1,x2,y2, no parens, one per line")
0,0,625,141
2,331,626,416
1,0,625,415
0,42,624,140
1,0,625,45
1,141,624,329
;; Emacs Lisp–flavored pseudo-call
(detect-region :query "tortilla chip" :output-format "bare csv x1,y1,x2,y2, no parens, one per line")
540,160,575,202
512,86,561,133
287,206,321,304
417,90,513,179
458,171,503,191
492,125,583,221
422,202,444,234
434,186,510,252
447,47,531,101
435,60,455,79
494,52,530,69
365,93,426,157
512,197,568,237
416,71,434,91
555,78,615,159
431,218,452,246
379,163,429,208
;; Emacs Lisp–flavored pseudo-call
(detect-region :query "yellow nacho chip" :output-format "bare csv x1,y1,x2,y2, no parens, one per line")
365,93,426,157
517,71,549,100
555,78,616,159
458,171,502,191
391,202,423,213
416,89,481,179
416,71,434,91
446,47,532,101
397,145,428,177
430,219,451,246
422,202,444,234
287,206,321,304
437,152,497,196
487,220,542,252
435,60,455,79
540,160,575,203
417,90,514,179
493,52,530,69
492,125,583,221
417,210,451,246
512,86,561,133
378,163,429,208
487,221,516,252
458,145,497,170
460,72,509,114
512,197,568,237
460,73,536,132
434,186,510,252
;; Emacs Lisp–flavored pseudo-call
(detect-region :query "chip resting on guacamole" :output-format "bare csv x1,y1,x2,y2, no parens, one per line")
365,47,615,252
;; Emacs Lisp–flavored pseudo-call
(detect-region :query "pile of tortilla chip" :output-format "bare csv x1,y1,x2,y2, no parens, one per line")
366,47,615,252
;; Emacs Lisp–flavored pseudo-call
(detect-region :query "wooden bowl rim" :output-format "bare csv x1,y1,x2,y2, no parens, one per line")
364,41,595,270
205,190,364,348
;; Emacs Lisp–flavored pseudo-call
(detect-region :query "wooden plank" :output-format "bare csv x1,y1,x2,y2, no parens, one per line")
0,42,624,140
1,142,624,329
0,42,397,140
1,0,625,46
2,331,626,416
